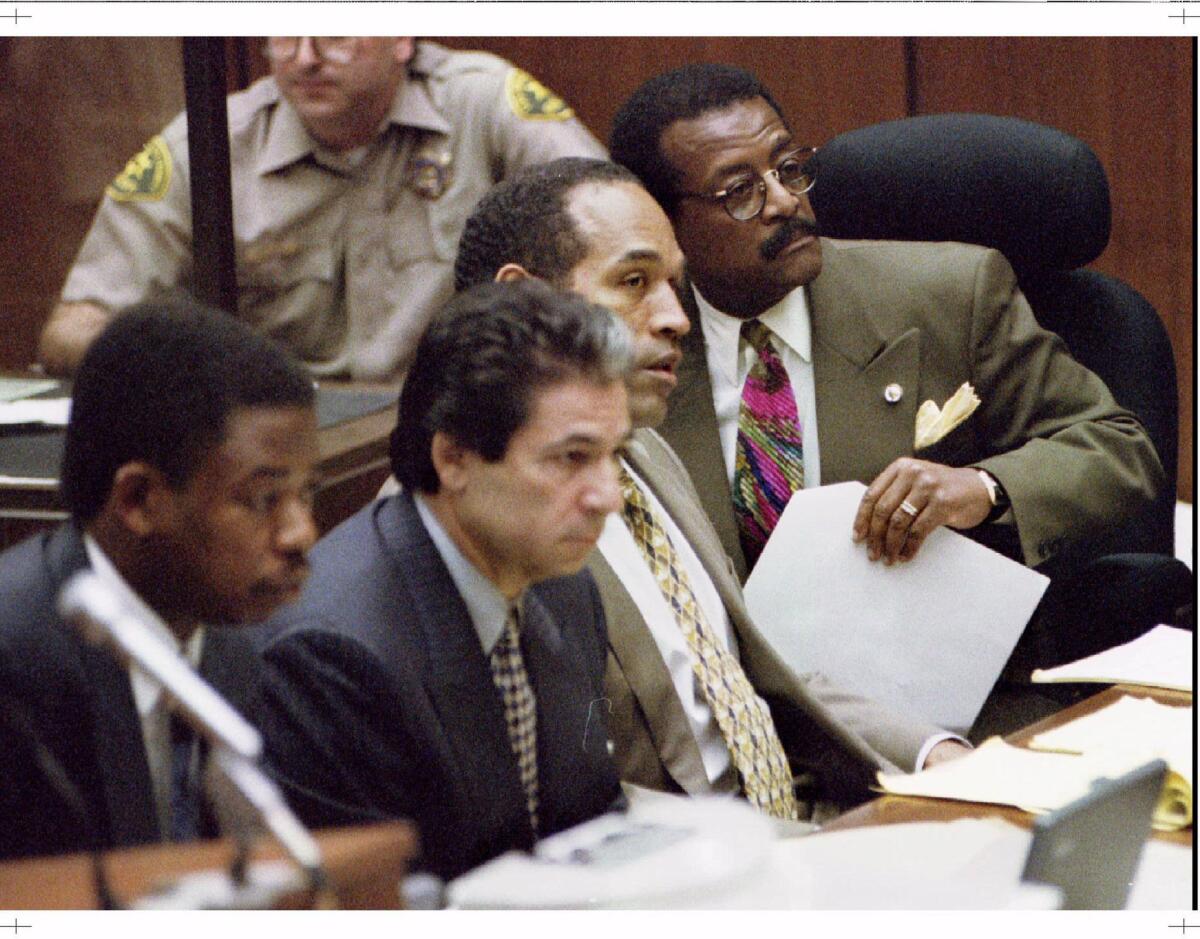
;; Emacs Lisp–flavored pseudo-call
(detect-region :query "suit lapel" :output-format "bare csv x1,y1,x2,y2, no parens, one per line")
627,433,747,624
809,242,920,485
77,642,160,847
517,588,611,826
385,495,533,843
47,526,160,847
199,629,256,717
660,281,748,579
587,549,709,794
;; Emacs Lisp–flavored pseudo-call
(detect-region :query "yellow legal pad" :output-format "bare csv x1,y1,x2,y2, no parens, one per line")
878,695,1192,831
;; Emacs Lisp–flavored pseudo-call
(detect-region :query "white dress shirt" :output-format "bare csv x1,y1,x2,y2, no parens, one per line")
82,534,204,838
695,284,822,487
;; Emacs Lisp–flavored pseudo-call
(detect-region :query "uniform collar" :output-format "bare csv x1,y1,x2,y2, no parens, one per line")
255,51,450,177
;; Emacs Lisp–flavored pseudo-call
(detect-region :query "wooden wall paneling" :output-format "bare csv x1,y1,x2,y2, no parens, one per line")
0,38,185,370
430,37,909,147
911,37,1194,501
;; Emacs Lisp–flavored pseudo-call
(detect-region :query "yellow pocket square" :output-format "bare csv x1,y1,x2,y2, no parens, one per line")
914,382,980,449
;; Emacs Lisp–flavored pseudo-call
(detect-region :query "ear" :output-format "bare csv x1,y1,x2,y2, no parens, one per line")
392,37,416,66
430,430,473,494
107,461,177,538
494,263,535,284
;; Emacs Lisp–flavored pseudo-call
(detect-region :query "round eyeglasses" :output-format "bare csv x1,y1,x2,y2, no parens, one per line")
264,37,360,66
678,147,818,221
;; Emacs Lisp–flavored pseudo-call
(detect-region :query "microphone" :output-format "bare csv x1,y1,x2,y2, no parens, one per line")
58,570,262,760
58,570,328,907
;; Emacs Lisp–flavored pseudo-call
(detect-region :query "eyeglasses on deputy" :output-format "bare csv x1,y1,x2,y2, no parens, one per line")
264,37,360,66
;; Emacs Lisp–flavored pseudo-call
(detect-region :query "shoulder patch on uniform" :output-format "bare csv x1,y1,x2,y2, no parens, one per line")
504,68,575,122
106,135,173,203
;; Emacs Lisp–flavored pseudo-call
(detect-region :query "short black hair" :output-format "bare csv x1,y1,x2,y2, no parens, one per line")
454,157,640,291
391,280,633,493
609,64,787,214
61,297,315,522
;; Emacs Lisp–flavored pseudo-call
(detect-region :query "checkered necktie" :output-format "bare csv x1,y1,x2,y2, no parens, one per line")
618,466,799,820
489,607,539,835
733,320,805,570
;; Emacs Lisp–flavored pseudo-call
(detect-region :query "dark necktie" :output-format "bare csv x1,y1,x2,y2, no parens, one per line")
168,711,201,842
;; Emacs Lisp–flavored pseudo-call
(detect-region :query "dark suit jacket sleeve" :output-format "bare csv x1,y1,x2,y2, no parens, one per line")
254,626,420,831
961,249,1163,566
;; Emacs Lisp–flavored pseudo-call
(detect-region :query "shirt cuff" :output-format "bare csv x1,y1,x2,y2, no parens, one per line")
916,732,971,771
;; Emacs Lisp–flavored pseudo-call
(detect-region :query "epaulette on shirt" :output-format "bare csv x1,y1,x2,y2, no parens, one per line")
424,46,576,122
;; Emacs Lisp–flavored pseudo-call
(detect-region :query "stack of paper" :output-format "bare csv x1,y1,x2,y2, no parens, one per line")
0,378,59,403
1028,696,1192,830
0,398,70,427
1031,624,1193,692
878,695,1193,831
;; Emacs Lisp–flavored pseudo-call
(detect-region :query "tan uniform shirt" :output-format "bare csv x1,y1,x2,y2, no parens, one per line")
61,42,605,380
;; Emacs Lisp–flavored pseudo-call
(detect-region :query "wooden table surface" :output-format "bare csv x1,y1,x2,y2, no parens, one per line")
0,820,418,910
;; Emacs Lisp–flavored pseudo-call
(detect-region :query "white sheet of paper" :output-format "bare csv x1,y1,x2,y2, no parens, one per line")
0,397,70,426
1031,624,1193,692
877,736,1104,809
743,481,1048,732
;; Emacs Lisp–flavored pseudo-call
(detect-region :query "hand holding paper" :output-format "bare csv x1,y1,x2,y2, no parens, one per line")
854,460,996,563
747,482,1046,732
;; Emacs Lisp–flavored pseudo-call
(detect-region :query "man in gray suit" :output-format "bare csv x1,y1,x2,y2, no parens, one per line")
454,158,967,821
608,64,1161,580
255,281,630,879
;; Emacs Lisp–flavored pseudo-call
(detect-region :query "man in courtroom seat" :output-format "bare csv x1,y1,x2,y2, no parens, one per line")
0,300,319,861
254,280,630,880
41,37,604,381
453,157,967,821
607,64,1161,582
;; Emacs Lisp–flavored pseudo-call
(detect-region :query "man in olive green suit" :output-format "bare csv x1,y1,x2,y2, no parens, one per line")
453,157,967,816
661,239,1162,582
609,65,1162,582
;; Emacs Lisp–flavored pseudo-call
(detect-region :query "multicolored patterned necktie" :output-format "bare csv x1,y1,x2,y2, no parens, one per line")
489,608,539,835
619,466,799,820
733,320,805,569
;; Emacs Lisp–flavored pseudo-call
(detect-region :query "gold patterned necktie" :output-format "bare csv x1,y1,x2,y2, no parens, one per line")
733,320,805,570
618,465,799,819
488,607,540,835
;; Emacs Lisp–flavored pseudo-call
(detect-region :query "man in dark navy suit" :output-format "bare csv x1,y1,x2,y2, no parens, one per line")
255,280,632,880
0,299,319,860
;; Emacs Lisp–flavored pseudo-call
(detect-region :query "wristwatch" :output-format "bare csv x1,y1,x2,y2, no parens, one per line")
975,469,1010,524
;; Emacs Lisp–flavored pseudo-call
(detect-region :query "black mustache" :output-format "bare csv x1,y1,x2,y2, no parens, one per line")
760,216,820,261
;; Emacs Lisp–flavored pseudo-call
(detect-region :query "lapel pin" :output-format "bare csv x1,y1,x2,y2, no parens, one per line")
884,383,904,404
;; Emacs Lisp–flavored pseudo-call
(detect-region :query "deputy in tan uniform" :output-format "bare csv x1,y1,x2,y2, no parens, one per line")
41,37,605,380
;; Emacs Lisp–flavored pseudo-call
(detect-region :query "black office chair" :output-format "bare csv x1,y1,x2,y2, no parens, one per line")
806,115,1192,693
